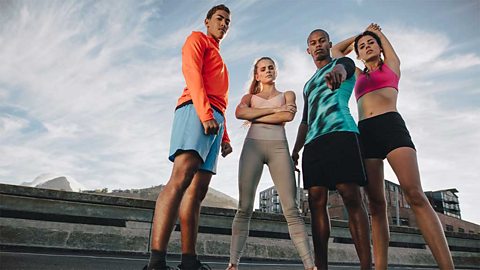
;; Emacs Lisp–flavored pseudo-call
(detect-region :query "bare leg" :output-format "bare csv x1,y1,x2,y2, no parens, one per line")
179,170,212,255
336,183,372,270
150,151,202,251
308,186,330,270
387,147,454,269
363,159,389,270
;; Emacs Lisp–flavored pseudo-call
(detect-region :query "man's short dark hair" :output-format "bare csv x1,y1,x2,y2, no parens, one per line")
206,4,230,19
307,29,330,44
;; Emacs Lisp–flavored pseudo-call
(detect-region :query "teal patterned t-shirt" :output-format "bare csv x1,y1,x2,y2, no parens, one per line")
302,58,359,145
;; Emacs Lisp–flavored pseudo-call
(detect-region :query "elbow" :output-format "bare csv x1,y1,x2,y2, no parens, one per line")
331,46,346,57
235,108,245,120
331,48,341,58
285,112,295,122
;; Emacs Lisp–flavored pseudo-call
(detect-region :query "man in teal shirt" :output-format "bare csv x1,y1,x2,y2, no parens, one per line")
292,29,372,270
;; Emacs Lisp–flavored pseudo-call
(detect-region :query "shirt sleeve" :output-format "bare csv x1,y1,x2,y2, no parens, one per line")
182,33,215,122
301,92,308,125
222,117,230,143
336,57,356,79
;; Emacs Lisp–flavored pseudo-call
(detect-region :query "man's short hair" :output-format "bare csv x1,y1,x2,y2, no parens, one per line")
206,4,230,19
307,29,330,44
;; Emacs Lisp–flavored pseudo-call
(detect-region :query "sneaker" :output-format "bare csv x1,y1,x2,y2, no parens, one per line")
177,260,212,270
142,264,176,270
225,263,238,270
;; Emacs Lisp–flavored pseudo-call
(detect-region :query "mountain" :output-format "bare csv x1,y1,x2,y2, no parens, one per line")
21,174,239,209
108,185,238,209
202,186,238,209
22,173,86,192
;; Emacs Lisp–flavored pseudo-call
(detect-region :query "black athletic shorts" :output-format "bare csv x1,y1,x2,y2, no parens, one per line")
302,131,367,190
358,111,416,159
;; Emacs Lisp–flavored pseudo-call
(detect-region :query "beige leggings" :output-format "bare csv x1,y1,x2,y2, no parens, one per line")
229,138,314,268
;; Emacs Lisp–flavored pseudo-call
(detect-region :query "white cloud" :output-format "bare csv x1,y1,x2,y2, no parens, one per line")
0,115,27,134
0,1,181,190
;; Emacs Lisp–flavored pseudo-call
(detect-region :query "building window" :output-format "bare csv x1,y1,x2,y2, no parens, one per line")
271,204,281,213
458,228,465,233
400,218,409,226
272,195,280,203
446,225,454,232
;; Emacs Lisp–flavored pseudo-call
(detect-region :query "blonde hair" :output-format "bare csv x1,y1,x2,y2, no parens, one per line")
248,57,276,95
243,57,277,127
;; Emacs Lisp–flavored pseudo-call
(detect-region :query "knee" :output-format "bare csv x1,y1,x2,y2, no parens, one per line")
368,196,387,216
308,194,328,210
183,188,208,205
403,187,429,208
338,189,363,209
161,181,187,200
235,208,253,220
172,161,198,181
236,199,255,217
282,200,301,217
194,182,210,201
165,166,198,193
282,207,304,226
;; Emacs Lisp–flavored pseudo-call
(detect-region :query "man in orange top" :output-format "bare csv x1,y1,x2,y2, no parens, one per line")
144,4,232,270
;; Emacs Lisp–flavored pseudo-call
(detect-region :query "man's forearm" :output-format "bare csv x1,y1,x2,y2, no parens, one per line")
293,123,308,153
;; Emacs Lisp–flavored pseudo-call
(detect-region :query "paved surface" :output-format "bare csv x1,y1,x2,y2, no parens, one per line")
0,251,445,270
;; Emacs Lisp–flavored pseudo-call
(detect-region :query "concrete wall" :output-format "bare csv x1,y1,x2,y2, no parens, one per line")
325,188,480,233
1,184,479,268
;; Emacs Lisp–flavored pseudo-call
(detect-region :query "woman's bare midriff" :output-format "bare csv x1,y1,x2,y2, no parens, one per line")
357,87,398,120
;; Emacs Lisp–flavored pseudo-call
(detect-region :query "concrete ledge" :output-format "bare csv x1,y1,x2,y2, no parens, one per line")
1,183,479,268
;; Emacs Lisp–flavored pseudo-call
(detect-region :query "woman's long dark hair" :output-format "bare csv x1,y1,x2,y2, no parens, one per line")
354,31,384,75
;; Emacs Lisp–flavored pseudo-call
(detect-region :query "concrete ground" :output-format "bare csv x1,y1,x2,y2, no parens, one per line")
0,251,447,270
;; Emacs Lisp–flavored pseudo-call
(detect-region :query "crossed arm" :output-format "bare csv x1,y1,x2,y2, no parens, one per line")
235,91,297,124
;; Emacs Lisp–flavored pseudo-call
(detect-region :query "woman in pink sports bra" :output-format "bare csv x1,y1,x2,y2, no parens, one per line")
226,57,315,270
333,24,454,269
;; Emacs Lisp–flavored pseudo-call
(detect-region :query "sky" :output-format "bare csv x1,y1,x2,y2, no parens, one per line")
1,0,479,224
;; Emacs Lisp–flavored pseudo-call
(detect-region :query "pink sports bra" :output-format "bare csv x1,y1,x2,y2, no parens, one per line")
354,63,399,100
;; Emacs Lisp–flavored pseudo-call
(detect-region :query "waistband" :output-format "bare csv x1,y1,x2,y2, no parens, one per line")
358,111,401,124
175,100,223,116
246,123,286,141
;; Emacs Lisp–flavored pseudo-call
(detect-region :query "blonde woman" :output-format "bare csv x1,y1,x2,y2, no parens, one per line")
227,57,315,270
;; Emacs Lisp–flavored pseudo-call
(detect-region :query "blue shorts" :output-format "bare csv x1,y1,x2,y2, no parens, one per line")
168,104,224,174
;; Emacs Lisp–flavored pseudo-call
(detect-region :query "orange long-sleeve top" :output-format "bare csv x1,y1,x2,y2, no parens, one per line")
177,31,230,143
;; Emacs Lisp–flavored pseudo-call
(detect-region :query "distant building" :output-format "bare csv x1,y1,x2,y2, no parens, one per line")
259,186,282,213
325,180,412,227
425,188,461,219
258,186,308,214
258,180,480,234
